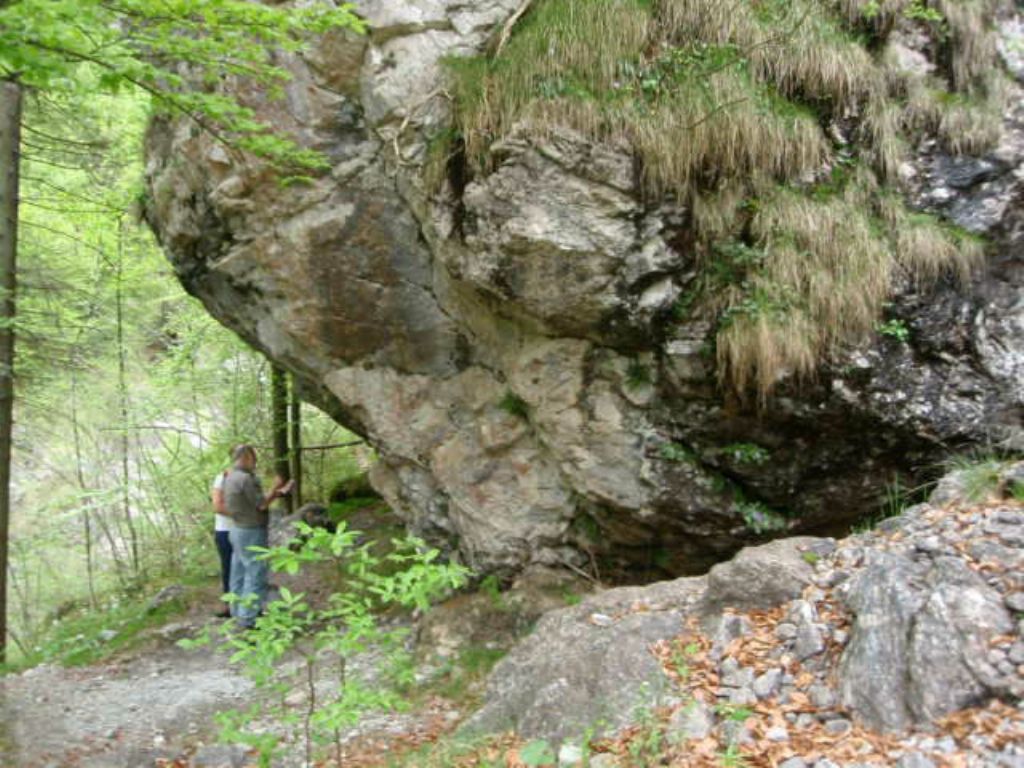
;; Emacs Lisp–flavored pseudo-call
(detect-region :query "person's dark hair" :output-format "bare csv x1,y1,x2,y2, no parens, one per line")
232,444,255,463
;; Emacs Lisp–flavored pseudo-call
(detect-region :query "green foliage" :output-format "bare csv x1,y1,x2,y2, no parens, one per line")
444,0,1003,401
624,359,652,390
721,443,770,466
181,522,469,766
328,496,380,523
0,0,364,169
519,739,557,767
946,453,1018,503
498,390,530,420
877,318,911,342
2,583,193,672
479,574,510,611
801,551,821,566
624,706,666,767
736,500,788,535
660,442,697,463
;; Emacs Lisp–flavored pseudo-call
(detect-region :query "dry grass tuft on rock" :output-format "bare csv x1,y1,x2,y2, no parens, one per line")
441,0,1006,401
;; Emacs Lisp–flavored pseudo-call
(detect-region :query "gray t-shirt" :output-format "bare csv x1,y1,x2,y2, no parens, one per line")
223,468,267,529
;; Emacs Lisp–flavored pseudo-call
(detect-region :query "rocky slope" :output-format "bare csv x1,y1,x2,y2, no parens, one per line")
144,0,1024,577
462,463,1024,767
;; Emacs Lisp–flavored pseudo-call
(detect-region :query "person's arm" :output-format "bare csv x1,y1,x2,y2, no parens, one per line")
257,475,294,511
212,471,230,516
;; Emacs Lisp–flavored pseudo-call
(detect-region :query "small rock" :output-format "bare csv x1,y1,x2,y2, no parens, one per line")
587,756,619,768
779,759,808,768
808,684,836,709
724,686,757,706
589,612,614,627
719,719,753,746
190,744,248,768
558,743,583,766
1011,643,1024,665
776,622,798,641
753,668,783,699
668,700,714,742
814,760,841,768
766,725,790,742
794,622,825,660
896,753,936,768
97,629,117,642
147,584,185,613
824,718,852,735
721,662,755,689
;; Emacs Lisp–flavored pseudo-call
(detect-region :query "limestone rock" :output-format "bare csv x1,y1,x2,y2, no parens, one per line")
461,574,706,742
143,0,1024,575
702,537,823,612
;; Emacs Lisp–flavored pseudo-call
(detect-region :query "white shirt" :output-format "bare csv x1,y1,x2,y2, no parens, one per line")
212,471,233,532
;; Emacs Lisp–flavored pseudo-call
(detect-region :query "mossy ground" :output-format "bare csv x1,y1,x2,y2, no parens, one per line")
435,0,1007,401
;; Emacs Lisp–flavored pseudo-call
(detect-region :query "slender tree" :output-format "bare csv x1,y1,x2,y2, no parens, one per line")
271,365,291,513
289,374,302,509
0,0,364,660
0,79,20,662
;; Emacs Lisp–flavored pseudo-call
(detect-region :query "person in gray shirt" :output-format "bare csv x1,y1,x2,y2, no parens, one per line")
223,444,293,628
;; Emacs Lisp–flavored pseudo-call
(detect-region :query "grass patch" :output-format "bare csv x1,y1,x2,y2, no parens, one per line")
946,453,1017,502
3,587,195,672
327,496,380,523
426,646,509,707
498,390,530,420
440,0,1004,402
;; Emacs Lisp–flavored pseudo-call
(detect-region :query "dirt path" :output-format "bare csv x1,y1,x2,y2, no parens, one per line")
0,622,253,767
0,614,456,768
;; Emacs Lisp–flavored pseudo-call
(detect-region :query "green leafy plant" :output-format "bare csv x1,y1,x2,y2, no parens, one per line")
801,551,820,566
480,573,510,611
498,390,530,420
660,442,697,463
180,522,468,768
877,318,911,342
736,500,788,535
721,443,770,466
520,739,557,766
625,359,653,390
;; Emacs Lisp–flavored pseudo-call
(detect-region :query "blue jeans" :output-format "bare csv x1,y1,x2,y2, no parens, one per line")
214,530,232,595
229,526,268,628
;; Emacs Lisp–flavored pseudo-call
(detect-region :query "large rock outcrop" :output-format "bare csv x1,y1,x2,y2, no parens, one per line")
144,1,1024,576
462,466,1024,767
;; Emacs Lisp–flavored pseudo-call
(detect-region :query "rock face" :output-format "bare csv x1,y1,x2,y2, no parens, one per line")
144,1,1024,575
463,467,1024,765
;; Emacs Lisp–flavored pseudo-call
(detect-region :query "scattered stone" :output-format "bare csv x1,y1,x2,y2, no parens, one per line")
667,700,714,742
704,538,823,612
779,759,808,768
794,621,825,660
753,669,783,699
558,743,583,766
808,684,836,709
1006,592,1024,613
146,584,185,613
97,629,117,643
775,623,798,641
824,718,852,736
190,744,249,768
896,752,936,768
765,725,790,742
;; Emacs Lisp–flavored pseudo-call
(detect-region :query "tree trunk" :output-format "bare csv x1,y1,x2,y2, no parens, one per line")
0,79,22,663
289,374,302,508
70,368,97,608
115,217,140,578
271,365,291,513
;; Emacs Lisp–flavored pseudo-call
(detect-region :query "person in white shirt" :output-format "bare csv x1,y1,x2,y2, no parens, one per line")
210,466,233,618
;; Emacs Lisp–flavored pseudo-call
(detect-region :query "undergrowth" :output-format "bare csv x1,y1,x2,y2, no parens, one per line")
437,0,1007,402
